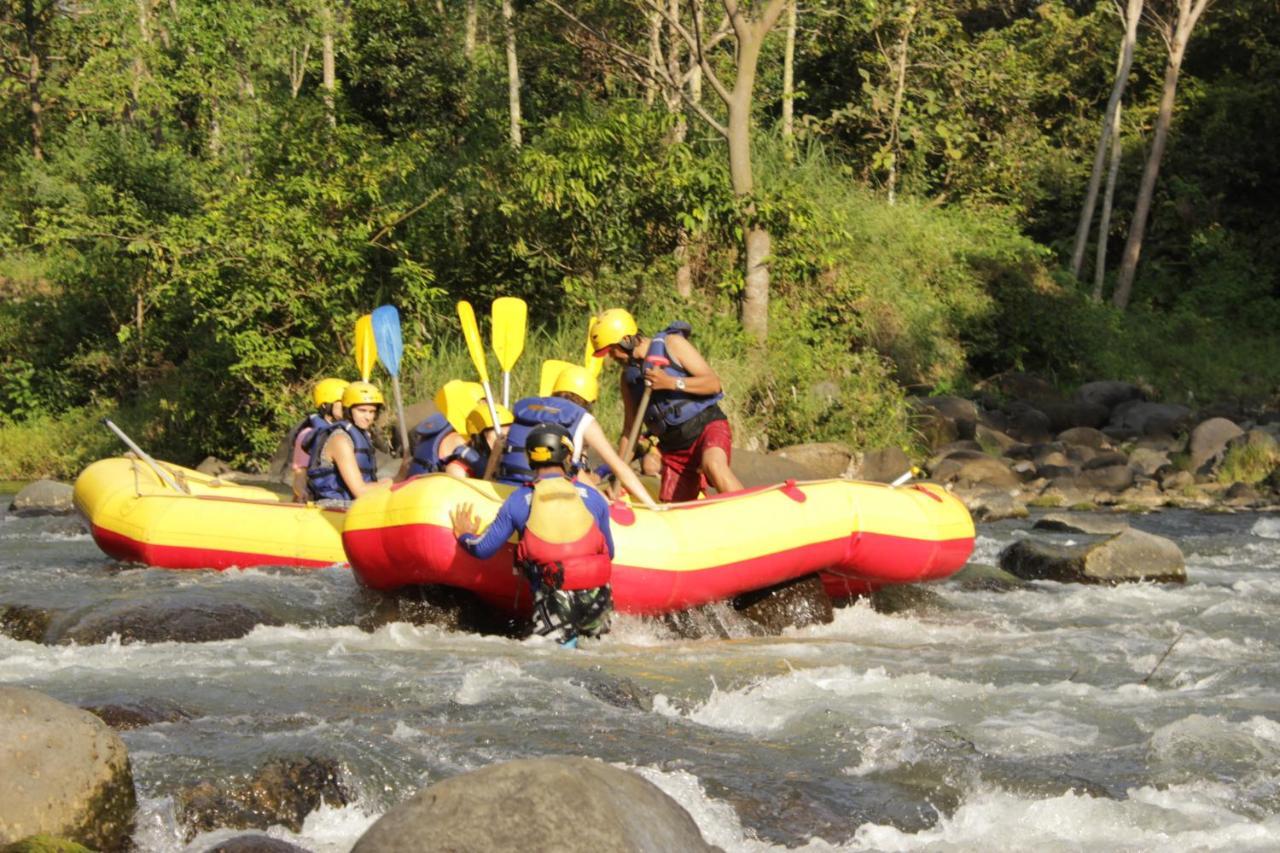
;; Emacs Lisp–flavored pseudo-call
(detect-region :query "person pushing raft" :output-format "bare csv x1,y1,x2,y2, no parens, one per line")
451,423,614,647
590,308,743,503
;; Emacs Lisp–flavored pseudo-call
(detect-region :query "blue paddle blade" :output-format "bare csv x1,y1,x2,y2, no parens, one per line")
371,305,403,378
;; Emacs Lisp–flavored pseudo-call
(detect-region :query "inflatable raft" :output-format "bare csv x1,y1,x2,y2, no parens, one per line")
74,457,347,570
343,474,975,614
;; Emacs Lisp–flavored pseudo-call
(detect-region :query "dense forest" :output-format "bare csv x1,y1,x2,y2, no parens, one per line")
1,0,1278,475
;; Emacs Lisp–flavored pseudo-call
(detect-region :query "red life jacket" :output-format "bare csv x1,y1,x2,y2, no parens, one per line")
515,477,611,591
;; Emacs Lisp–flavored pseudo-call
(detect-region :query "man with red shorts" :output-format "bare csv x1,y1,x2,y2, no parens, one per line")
590,308,744,503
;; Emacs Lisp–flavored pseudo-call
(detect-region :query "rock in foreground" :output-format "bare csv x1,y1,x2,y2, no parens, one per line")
0,688,136,851
999,528,1185,585
352,757,716,853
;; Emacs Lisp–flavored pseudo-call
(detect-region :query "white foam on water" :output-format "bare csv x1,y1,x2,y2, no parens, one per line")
1148,713,1280,780
793,598,1020,646
848,783,1280,852
1249,516,1280,539
654,665,994,735
625,763,784,852
452,658,528,705
969,708,1101,756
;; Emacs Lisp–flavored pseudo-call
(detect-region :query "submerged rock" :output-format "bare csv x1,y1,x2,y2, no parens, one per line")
355,585,522,637
82,699,192,730
0,688,137,852
999,528,1185,584
8,480,74,517
56,598,279,645
947,563,1027,591
351,757,716,853
573,669,655,712
0,604,56,643
203,834,312,853
176,757,348,839
733,573,833,633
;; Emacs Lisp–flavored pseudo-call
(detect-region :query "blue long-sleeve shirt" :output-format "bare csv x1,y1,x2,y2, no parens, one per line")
458,474,615,560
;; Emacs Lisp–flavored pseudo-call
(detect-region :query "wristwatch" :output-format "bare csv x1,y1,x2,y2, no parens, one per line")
675,378,686,391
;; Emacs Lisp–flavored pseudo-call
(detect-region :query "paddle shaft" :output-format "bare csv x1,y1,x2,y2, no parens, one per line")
620,355,669,465
390,376,410,459
480,381,505,481
103,418,188,494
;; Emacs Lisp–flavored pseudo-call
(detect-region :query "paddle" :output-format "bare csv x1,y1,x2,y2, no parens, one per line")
104,418,189,494
457,300,505,481
619,354,670,467
371,304,411,459
354,314,377,382
539,359,577,398
491,297,527,409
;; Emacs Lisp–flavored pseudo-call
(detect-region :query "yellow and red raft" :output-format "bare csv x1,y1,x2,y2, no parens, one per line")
74,457,347,570
343,474,975,614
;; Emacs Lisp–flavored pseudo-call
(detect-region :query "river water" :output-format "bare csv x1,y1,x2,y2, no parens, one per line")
2,496,1278,852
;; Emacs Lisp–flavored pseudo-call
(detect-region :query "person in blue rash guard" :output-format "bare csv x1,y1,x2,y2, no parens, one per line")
451,423,615,647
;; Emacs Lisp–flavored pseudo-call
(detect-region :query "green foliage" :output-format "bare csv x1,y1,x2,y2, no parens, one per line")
1217,439,1280,486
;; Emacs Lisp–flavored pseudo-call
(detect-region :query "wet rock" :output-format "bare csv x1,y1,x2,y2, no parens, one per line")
869,583,948,614
573,669,654,712
917,396,978,440
354,585,521,638
176,757,349,839
203,834,312,853
1074,380,1146,414
1057,426,1110,450
1188,417,1245,472
1129,447,1171,477
0,688,137,852
0,604,56,643
734,574,833,633
855,446,913,483
769,443,853,479
56,599,279,645
1109,401,1192,437
947,563,1027,591
1079,463,1135,492
962,489,1029,522
351,757,716,853
82,699,192,730
661,602,766,640
999,528,1186,584
731,449,817,488
929,454,1019,490
8,480,74,517
1033,513,1129,536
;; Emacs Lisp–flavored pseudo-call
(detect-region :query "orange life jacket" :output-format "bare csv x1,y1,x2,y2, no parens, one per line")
515,477,611,591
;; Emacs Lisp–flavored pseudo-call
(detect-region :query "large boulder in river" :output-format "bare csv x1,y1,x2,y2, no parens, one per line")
55,597,279,645
1188,417,1245,473
998,528,1185,584
8,480,74,517
352,757,716,853
0,687,137,851
733,573,832,633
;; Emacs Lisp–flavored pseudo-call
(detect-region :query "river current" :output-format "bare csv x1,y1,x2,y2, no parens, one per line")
2,496,1278,852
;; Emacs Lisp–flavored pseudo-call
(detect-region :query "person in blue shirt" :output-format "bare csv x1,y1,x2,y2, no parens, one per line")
451,422,615,647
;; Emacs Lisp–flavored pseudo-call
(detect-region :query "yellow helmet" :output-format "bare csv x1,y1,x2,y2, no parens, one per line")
342,380,385,408
465,402,514,436
589,308,638,356
552,364,599,404
434,380,486,433
313,377,349,408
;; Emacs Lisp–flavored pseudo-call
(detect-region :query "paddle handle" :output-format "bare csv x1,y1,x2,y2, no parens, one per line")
103,418,189,494
390,376,410,459
480,380,505,481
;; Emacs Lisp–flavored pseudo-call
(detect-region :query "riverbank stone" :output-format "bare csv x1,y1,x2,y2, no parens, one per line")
731,449,817,488
8,481,74,517
0,688,136,852
351,757,717,853
999,528,1185,584
769,442,853,479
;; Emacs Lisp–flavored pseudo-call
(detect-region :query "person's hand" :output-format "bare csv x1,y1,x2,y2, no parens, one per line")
643,366,673,390
451,502,480,537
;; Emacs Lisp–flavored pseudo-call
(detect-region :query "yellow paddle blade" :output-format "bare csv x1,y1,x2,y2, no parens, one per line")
539,359,577,398
354,314,376,382
434,380,485,434
491,297,528,373
456,300,490,385
584,317,605,378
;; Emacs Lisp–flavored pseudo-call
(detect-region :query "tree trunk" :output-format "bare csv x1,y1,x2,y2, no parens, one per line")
129,0,153,120
1071,0,1142,280
464,0,477,60
885,2,917,205
1113,0,1208,310
321,4,336,127
730,35,768,339
503,0,522,148
1092,99,1124,300
781,0,795,160
646,6,660,106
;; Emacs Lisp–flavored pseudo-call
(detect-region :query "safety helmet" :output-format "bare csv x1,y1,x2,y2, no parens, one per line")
342,380,385,409
552,364,599,404
590,308,638,356
313,377,349,409
464,402,514,436
526,423,573,467
435,380,486,433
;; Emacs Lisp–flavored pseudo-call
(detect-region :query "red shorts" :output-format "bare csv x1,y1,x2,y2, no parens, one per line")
659,418,733,502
